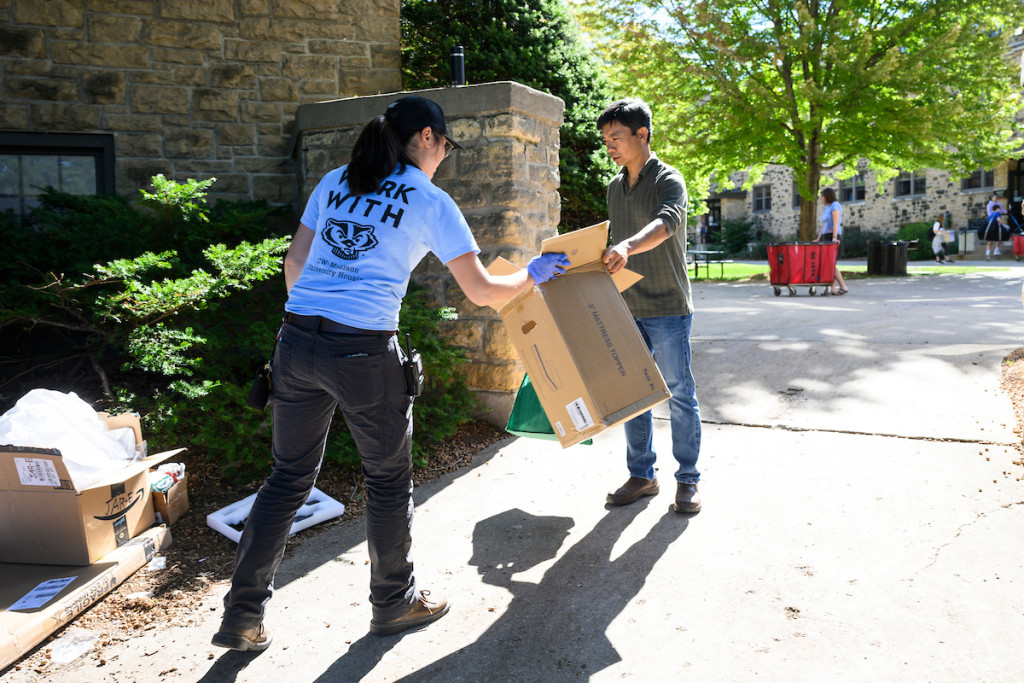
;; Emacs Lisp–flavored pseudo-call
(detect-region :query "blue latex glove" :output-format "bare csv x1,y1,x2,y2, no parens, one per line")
527,252,571,284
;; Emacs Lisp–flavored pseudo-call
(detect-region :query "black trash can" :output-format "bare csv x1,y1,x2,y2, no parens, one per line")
867,240,908,276
887,241,908,275
867,240,883,275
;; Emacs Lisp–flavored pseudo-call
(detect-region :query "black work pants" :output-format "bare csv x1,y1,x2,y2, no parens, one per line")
221,321,416,629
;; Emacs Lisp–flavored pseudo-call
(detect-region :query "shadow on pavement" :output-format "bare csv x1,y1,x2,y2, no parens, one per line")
312,630,400,683
197,648,267,682
369,502,689,681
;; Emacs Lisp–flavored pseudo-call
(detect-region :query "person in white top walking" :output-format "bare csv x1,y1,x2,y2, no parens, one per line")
932,216,952,264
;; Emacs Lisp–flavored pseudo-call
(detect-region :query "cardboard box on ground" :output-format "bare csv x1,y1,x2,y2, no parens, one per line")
0,412,186,566
488,222,671,448
0,526,171,672
153,473,189,526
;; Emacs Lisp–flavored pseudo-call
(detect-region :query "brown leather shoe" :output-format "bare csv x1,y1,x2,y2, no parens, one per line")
370,590,450,635
673,482,701,513
606,476,659,506
211,622,272,651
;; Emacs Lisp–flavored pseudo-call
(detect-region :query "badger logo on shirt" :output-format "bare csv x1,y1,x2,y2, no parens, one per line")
322,219,378,260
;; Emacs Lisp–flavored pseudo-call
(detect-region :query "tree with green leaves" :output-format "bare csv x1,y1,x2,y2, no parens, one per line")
402,0,616,230
578,0,1024,239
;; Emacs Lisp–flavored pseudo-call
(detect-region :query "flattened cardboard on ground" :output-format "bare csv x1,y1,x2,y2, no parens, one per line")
0,525,172,672
153,474,189,526
0,412,185,566
488,222,670,448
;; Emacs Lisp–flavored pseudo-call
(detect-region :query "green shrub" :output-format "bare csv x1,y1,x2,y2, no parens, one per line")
841,228,887,259
1,177,479,483
895,221,934,260
710,216,757,256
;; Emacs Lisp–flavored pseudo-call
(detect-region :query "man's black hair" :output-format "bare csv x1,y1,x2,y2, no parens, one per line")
597,98,654,142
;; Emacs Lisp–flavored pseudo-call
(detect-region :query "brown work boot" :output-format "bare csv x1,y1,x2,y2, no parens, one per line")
370,590,450,635
606,476,659,506
211,622,272,651
673,482,701,513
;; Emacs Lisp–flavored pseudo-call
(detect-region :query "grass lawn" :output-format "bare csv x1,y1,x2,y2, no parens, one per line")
692,262,1001,282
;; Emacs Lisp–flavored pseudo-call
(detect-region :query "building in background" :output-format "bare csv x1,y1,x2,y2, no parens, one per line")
699,37,1024,244
0,0,401,214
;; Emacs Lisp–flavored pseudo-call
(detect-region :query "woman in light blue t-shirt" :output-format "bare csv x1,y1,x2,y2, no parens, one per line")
212,96,569,652
816,187,849,295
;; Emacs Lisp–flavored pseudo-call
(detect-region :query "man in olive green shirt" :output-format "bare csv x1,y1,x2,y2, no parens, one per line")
598,98,702,513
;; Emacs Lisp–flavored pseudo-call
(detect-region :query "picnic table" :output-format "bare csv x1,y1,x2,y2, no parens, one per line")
689,249,731,278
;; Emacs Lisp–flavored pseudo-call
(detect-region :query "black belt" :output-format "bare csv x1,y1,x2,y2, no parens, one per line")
285,313,395,337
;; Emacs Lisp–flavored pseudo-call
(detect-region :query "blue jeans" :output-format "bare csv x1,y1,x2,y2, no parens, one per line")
221,322,418,629
624,315,701,484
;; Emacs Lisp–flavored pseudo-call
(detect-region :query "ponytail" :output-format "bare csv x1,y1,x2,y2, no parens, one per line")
347,115,416,196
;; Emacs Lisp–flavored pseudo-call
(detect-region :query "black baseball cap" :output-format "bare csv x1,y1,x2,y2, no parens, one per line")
385,95,464,150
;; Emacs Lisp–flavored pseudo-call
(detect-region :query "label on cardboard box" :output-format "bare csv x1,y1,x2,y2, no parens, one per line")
565,398,594,432
14,458,62,488
7,577,77,611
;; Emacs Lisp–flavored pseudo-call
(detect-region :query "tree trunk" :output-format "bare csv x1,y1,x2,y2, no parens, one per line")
798,147,822,241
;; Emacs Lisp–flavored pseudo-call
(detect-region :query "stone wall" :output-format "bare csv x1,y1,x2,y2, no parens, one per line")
0,0,401,204
293,82,565,423
732,163,1003,239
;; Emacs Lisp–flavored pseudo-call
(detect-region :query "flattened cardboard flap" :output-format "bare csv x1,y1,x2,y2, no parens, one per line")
86,449,185,491
540,221,610,270
485,221,642,311
543,221,642,292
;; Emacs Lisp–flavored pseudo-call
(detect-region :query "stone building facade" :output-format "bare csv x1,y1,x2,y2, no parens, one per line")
293,82,565,420
725,163,1003,241
0,0,401,208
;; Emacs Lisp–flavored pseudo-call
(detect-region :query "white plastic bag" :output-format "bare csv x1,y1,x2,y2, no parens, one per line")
0,389,139,489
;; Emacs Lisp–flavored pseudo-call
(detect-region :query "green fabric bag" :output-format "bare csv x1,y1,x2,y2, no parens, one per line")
505,374,592,445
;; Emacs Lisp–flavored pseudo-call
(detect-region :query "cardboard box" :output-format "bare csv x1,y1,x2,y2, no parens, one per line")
153,473,189,526
489,222,671,447
0,413,185,566
0,525,171,672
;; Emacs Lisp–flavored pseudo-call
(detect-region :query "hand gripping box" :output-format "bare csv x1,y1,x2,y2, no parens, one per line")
0,413,185,566
489,222,670,448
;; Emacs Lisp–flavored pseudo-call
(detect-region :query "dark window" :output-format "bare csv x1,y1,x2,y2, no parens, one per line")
839,173,866,202
753,184,772,212
894,171,926,197
0,132,115,216
792,181,802,209
961,168,995,191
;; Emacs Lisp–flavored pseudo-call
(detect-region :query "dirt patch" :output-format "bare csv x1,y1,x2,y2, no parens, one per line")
6,419,509,675
1000,349,1024,474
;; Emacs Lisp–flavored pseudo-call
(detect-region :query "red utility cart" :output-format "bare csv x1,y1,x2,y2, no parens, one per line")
767,242,839,296
1012,234,1024,261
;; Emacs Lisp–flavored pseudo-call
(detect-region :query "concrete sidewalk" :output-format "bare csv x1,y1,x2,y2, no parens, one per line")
9,265,1024,682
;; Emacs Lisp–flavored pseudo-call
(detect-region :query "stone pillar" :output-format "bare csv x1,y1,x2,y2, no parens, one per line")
292,81,565,424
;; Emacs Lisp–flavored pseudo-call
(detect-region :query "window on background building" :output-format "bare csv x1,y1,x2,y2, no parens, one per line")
894,170,926,197
838,173,866,201
792,181,802,208
0,133,115,217
753,184,771,212
960,168,995,191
